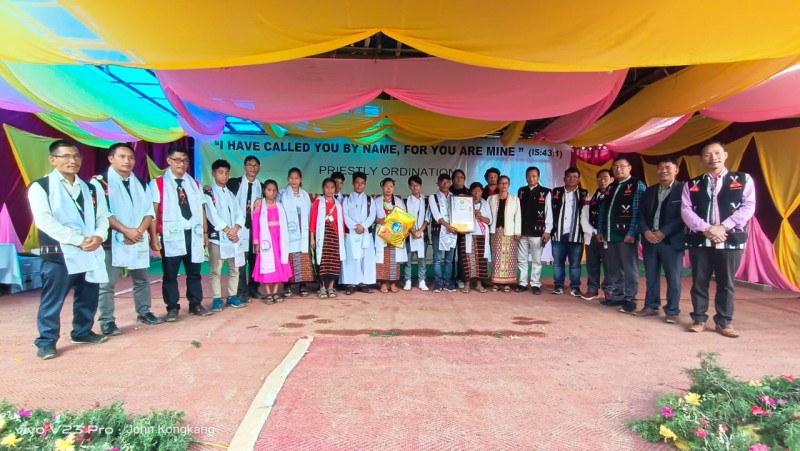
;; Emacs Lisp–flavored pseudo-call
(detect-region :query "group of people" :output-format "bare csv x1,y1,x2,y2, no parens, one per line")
28,139,754,360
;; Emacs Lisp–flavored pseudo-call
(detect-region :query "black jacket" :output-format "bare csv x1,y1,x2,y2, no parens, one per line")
638,181,685,250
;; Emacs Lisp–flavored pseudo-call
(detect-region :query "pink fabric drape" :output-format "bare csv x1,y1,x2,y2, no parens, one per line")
163,86,225,139
157,58,626,123
0,204,23,251
533,72,627,143
74,119,139,142
0,77,45,113
605,115,692,152
702,67,800,122
735,216,799,291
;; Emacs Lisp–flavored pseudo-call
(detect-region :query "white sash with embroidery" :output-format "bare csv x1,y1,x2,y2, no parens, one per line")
258,202,290,273
100,168,150,270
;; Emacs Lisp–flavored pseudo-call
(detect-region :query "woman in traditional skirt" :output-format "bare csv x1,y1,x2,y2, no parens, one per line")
374,178,407,293
310,178,346,298
488,175,521,293
277,167,315,297
459,182,492,293
252,180,292,304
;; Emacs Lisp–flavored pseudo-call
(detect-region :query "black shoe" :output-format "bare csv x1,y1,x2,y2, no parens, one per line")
514,285,526,293
248,288,267,300
101,322,122,336
37,344,57,360
345,286,355,295
531,286,541,295
359,285,372,294
165,309,179,322
137,312,164,325
71,332,109,345
188,305,212,317
600,299,623,307
619,301,637,314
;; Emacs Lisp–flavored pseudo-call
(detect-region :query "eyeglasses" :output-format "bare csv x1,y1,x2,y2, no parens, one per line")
52,154,83,161
169,157,189,165
245,163,260,168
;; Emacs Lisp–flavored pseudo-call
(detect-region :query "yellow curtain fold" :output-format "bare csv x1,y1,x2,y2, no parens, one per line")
570,57,800,146
576,159,612,195
640,116,732,156
500,121,525,147
4,2,800,71
146,156,167,179
754,129,800,288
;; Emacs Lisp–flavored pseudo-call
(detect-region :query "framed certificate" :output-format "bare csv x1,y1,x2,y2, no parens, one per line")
450,196,474,232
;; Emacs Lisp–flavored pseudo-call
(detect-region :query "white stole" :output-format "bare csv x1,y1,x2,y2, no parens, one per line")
278,186,311,254
314,197,346,264
466,198,492,260
375,196,408,263
432,191,457,251
344,192,374,260
46,171,108,283
405,194,427,256
258,202,290,273
100,168,150,270
156,170,204,263
210,184,245,262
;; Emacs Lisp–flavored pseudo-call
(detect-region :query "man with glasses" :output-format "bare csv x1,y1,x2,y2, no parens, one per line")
227,156,263,300
597,157,646,314
149,147,210,322
92,143,162,337
28,139,110,359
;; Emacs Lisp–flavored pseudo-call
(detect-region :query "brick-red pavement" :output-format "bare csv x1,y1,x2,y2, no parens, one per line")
2,274,798,450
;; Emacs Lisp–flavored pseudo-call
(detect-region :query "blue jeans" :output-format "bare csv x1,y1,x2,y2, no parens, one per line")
643,242,683,315
552,240,584,289
431,232,455,289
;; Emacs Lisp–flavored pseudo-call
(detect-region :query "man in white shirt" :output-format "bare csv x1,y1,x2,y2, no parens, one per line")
549,167,588,297
404,175,430,291
204,159,246,312
340,171,377,294
226,156,262,300
28,140,110,360
429,173,459,292
148,147,210,322
92,143,161,337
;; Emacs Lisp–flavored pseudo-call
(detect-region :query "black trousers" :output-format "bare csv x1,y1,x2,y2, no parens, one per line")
237,227,258,296
161,230,203,311
35,260,99,348
688,247,743,327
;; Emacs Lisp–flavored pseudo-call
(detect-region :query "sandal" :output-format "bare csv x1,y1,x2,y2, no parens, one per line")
390,284,399,293
503,285,511,293
476,286,487,293
328,288,338,298
380,283,389,293
461,287,470,293
263,294,277,305
318,288,328,299
274,295,285,303
492,285,499,292
300,287,309,297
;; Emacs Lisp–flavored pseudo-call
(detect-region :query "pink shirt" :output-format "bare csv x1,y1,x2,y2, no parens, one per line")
681,169,756,232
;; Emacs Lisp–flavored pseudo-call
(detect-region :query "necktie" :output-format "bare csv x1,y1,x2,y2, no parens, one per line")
245,181,253,228
122,179,132,199
175,179,192,220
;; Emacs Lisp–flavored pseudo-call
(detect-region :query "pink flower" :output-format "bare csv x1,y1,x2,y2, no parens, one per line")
660,406,676,419
758,395,776,406
751,405,772,416
699,419,709,427
783,375,794,382
17,409,31,417
720,424,729,432
778,398,788,406
40,421,52,437
749,445,770,451
694,428,708,438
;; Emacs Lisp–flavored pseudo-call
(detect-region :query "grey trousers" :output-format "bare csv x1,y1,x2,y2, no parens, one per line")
98,249,153,326
689,247,743,327
605,241,640,302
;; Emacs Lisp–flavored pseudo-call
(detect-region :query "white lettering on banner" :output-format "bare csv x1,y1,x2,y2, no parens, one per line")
201,136,570,196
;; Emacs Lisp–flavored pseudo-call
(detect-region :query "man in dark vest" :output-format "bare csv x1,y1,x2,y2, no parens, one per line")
27,139,111,359
681,142,755,338
549,167,588,297
597,156,647,313
516,166,552,295
580,169,612,300
226,155,263,300
635,156,685,324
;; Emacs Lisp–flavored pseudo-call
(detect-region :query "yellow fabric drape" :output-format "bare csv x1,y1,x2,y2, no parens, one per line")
500,121,525,147
639,116,732,156
4,2,800,71
35,113,117,148
754,129,800,288
576,159,612,195
270,100,509,145
146,156,167,179
682,134,750,178
570,57,800,146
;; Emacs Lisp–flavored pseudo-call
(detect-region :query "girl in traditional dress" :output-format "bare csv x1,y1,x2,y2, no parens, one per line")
277,167,315,297
488,175,521,292
310,178,346,298
374,178,407,293
459,182,492,293
252,179,292,304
